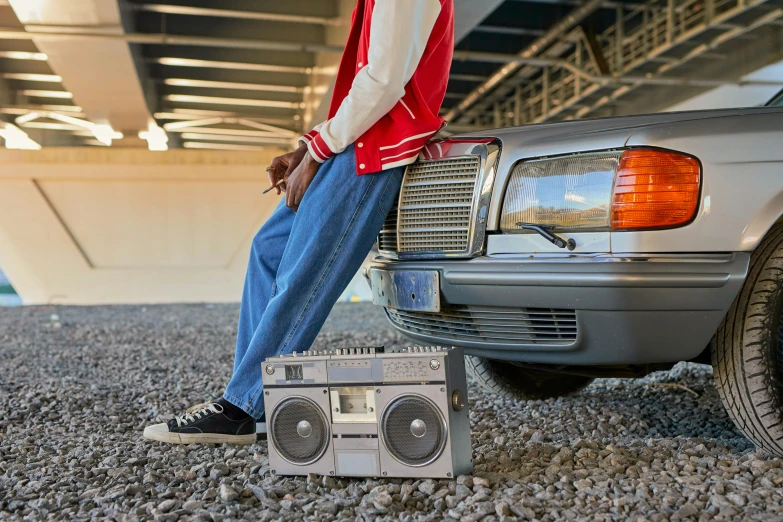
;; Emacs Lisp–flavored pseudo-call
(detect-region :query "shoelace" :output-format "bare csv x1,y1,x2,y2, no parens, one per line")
175,402,223,427
186,401,212,414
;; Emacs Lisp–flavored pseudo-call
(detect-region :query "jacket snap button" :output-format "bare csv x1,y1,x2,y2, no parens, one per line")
358,62,363,67
357,142,364,148
360,164,366,169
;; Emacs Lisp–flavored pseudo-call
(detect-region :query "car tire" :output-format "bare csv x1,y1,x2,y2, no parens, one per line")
465,355,594,400
713,222,783,456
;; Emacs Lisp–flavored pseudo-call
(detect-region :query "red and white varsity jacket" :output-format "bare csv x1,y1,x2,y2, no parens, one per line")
299,0,454,175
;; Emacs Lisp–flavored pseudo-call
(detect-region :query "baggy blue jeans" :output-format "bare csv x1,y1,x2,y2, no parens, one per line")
224,145,403,418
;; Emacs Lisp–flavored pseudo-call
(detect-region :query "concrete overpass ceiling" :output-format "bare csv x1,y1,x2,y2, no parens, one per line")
445,0,783,131
127,0,343,150
2,0,781,147
0,2,87,147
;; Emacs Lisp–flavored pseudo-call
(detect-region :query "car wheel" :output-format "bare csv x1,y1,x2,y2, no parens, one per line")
713,222,783,456
465,355,594,400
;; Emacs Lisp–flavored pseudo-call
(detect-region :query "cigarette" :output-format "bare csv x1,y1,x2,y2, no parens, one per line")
263,179,286,194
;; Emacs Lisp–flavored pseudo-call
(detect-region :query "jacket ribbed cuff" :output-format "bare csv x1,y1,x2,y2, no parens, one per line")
300,129,319,143
307,132,334,163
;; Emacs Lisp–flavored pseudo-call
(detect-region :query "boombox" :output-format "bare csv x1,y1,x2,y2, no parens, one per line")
261,346,472,478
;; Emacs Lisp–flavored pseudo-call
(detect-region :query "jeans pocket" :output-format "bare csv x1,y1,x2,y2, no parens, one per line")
377,167,403,218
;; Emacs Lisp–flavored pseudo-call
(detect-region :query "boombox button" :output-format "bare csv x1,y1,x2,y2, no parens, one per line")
429,359,440,370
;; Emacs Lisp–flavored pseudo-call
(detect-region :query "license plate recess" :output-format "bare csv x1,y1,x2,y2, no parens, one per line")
370,269,440,313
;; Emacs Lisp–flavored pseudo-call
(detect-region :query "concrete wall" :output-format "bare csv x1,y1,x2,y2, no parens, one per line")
0,147,285,304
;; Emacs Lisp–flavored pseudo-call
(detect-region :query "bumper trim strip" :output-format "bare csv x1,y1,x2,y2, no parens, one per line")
445,271,731,288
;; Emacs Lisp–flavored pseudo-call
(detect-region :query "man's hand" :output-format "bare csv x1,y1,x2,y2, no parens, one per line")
285,152,320,212
267,144,308,195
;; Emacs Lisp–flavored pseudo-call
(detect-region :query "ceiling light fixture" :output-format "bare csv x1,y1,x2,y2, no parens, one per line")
154,57,308,74
162,116,296,139
163,78,303,94
0,51,48,61
14,111,122,146
183,142,264,151
138,122,169,151
0,123,41,150
2,73,62,82
163,94,301,109
20,89,73,99
91,124,123,146
180,133,291,144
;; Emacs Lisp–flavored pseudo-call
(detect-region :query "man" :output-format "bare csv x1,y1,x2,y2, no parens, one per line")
143,0,454,445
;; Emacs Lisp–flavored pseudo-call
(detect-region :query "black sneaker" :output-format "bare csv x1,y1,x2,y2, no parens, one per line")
256,412,267,441
143,398,255,445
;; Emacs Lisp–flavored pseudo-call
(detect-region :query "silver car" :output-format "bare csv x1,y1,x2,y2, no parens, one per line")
368,90,783,455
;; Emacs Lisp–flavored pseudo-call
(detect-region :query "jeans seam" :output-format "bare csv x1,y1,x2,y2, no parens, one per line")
278,173,378,356
377,168,402,217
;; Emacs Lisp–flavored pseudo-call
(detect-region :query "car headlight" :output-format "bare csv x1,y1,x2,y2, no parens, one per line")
500,149,701,232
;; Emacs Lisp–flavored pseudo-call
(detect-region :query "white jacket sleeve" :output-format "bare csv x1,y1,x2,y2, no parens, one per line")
305,0,441,163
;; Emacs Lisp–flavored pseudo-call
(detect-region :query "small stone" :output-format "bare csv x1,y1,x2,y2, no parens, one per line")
372,491,393,509
510,503,536,519
210,464,230,479
496,501,511,517
157,499,177,513
472,477,490,488
318,501,339,515
675,503,698,518
726,493,746,507
218,484,238,502
183,500,202,511
124,484,144,496
457,476,474,488
418,479,437,495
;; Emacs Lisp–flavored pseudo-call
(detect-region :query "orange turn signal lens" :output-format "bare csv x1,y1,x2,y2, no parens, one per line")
611,149,701,230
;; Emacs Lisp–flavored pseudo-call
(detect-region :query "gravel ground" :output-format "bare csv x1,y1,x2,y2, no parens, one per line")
2,303,783,521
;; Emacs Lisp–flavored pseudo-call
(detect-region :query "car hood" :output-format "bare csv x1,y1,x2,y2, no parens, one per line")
456,106,783,154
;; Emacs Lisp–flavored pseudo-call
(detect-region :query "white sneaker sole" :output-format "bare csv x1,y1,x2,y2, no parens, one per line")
143,423,256,445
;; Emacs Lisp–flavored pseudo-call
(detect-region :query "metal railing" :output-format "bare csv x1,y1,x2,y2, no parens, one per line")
451,0,780,130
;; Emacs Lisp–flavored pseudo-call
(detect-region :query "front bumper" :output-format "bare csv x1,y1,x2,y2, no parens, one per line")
367,252,749,365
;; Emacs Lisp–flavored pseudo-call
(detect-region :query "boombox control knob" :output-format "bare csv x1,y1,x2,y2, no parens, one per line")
451,389,465,412
429,359,440,370
410,419,427,438
265,364,275,375
296,420,313,438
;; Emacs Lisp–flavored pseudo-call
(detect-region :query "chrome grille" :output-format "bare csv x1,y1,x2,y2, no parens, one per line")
378,199,398,252
384,156,481,255
386,305,577,345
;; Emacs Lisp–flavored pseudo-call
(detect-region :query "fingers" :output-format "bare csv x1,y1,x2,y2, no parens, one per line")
285,183,300,212
285,185,295,212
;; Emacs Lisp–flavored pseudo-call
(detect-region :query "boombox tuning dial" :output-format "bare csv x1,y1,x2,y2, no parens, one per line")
451,389,465,412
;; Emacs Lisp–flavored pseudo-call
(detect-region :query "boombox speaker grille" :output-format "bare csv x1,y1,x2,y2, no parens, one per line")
381,394,447,467
270,396,329,465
